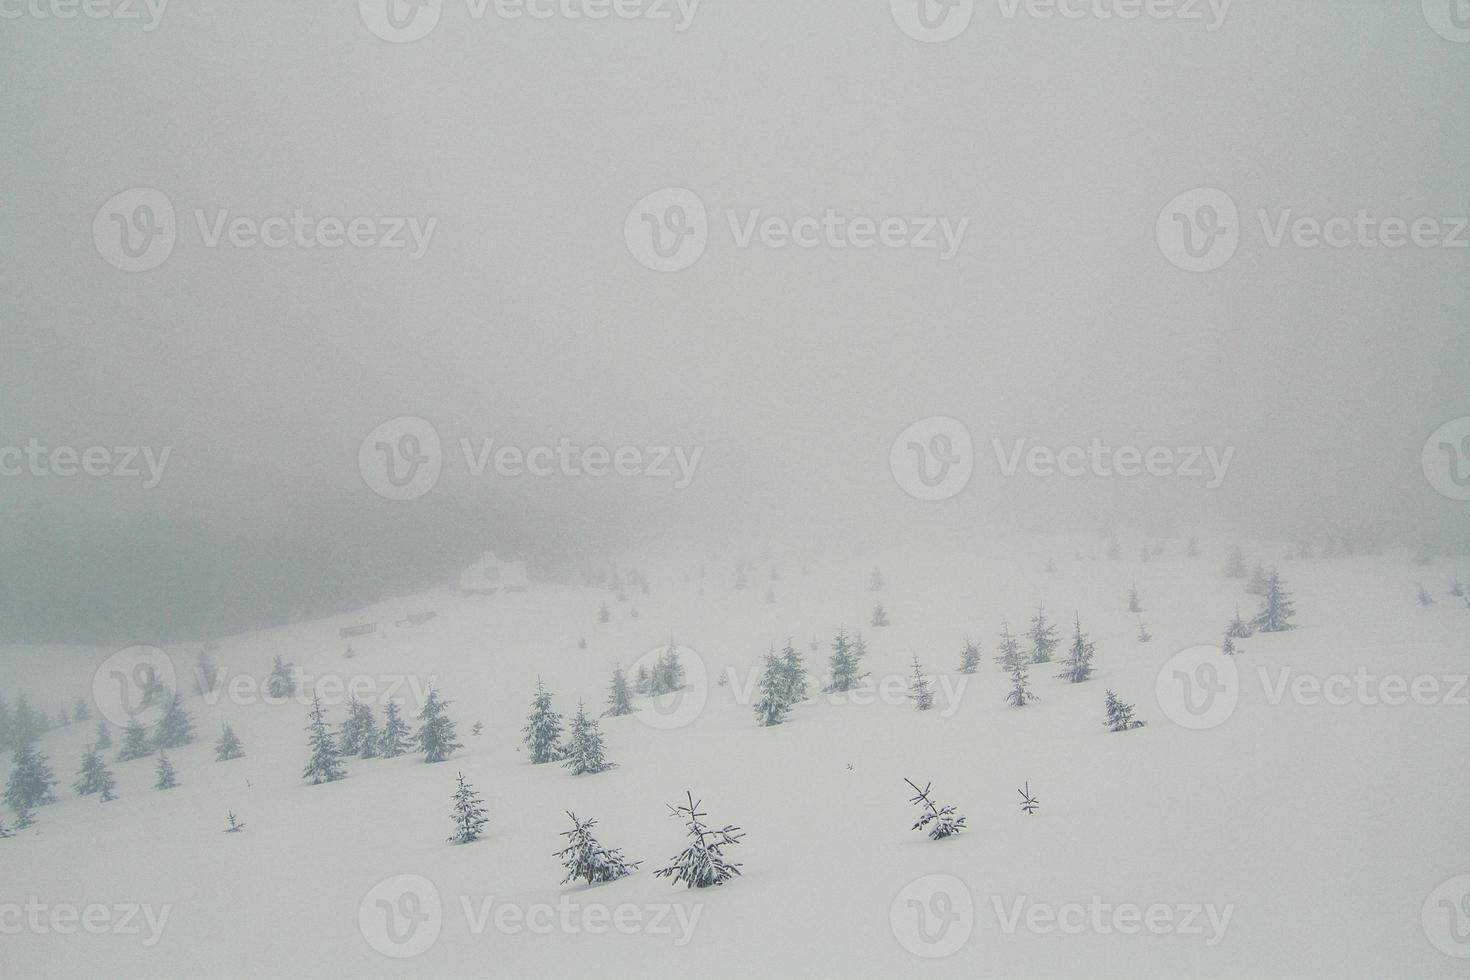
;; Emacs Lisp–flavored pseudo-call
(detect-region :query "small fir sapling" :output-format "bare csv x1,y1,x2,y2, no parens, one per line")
154,752,178,790
654,792,744,888
556,811,641,885
416,688,462,763
378,700,411,758
447,771,488,844
908,656,934,711
1028,605,1059,663
1103,690,1147,731
605,664,635,717
904,778,966,840
957,636,981,674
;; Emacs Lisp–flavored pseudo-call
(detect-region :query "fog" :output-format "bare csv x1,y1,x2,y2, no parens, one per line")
2,0,1466,642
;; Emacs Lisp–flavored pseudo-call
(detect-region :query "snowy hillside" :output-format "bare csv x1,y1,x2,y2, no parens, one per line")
3,536,1468,978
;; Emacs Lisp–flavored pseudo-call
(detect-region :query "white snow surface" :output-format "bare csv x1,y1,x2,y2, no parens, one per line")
2,536,1466,978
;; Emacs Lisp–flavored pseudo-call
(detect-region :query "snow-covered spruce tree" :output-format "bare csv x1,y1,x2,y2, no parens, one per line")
871,603,889,628
994,622,1023,671
215,722,244,761
957,636,981,674
1227,606,1253,639
1449,572,1465,598
73,698,92,723
378,700,411,758
117,718,151,761
1224,546,1247,578
605,664,635,717
447,771,487,844
302,696,346,785
1127,584,1143,614
779,640,808,705
597,602,611,624
522,680,565,764
4,740,57,811
904,778,966,840
1136,621,1152,643
416,688,462,764
1006,659,1037,707
753,652,790,727
266,656,296,700
194,647,220,696
358,704,380,759
827,628,862,693
1027,605,1059,663
556,811,640,885
1417,585,1435,607
909,656,934,711
564,701,610,774
93,719,112,751
1103,690,1147,731
152,693,196,749
336,696,376,758
1247,563,1268,596
13,804,36,829
1221,631,1241,656
654,642,686,694
224,811,245,833
654,792,744,888
1056,616,1096,683
75,746,115,795
154,752,178,790
1250,568,1297,633
633,664,653,695
98,766,118,802
870,568,885,591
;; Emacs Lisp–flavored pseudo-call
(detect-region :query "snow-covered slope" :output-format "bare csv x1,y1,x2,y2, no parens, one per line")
3,537,1467,978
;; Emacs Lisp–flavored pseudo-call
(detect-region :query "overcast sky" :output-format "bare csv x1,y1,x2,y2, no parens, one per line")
1,0,1465,641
